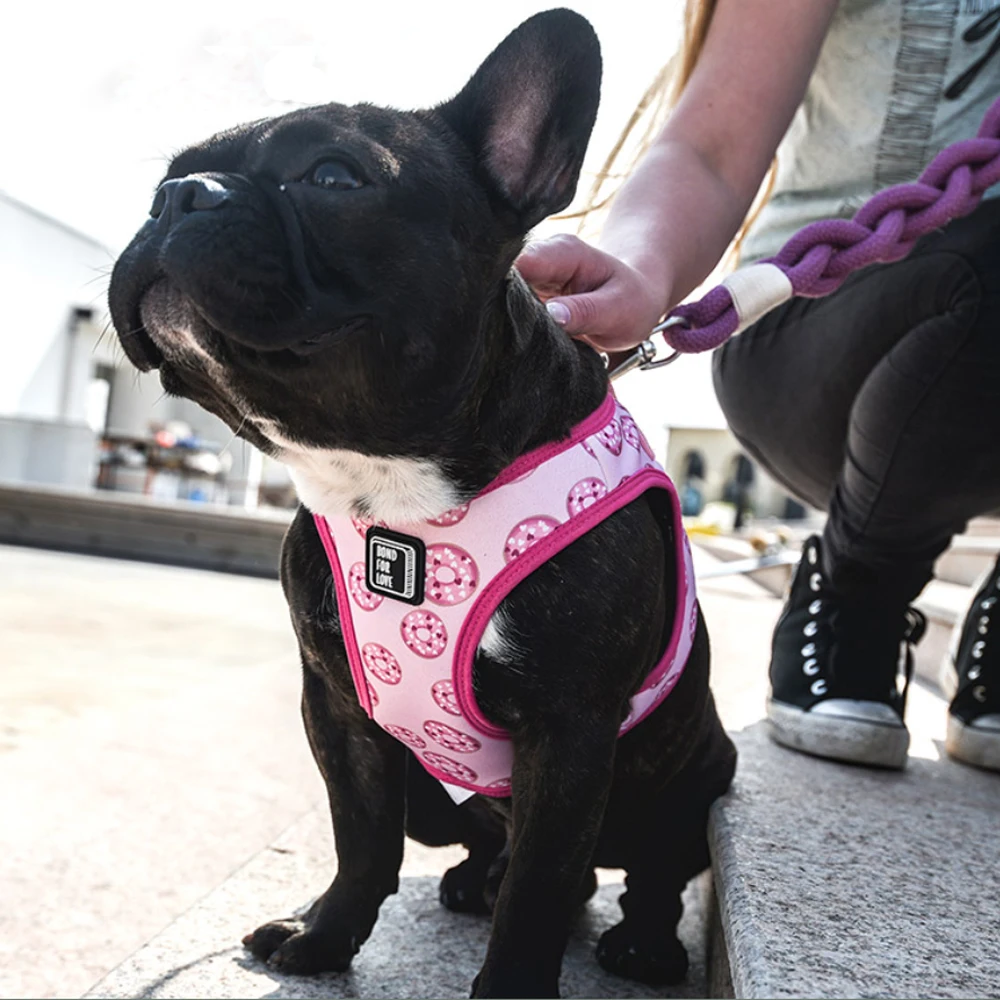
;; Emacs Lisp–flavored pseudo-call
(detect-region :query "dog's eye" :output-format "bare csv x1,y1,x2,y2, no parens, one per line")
307,160,365,190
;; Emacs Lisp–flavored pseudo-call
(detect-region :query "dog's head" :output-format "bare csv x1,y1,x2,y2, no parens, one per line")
108,9,602,520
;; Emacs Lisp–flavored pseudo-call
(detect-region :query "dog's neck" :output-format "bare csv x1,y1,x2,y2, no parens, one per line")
267,273,608,525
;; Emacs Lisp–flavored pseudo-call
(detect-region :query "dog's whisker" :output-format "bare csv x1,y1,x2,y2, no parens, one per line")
218,414,250,461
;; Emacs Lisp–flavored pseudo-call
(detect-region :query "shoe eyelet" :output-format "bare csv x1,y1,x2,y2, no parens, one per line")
807,546,818,565
973,684,987,703
968,664,982,681
801,642,817,657
810,678,828,696
978,616,990,635
809,599,822,615
972,640,986,659
803,621,818,637
802,658,820,676
809,572,822,592
982,597,997,610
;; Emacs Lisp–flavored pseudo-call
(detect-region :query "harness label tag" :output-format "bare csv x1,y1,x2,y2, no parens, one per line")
365,527,425,605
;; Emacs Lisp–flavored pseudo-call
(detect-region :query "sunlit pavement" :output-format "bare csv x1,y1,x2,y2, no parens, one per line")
2,542,781,999
0,544,321,999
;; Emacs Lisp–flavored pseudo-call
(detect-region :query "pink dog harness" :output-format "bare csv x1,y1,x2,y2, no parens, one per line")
313,393,697,798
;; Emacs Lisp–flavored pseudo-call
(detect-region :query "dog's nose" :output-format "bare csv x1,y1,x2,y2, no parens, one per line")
150,176,230,228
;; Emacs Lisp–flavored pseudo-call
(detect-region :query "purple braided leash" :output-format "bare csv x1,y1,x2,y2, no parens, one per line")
660,94,1000,355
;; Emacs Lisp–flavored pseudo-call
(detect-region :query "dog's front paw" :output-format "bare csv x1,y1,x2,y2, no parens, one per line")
243,919,357,975
595,921,688,985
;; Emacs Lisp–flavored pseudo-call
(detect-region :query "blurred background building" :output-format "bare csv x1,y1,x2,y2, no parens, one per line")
0,0,806,534
0,190,293,509
0,183,801,525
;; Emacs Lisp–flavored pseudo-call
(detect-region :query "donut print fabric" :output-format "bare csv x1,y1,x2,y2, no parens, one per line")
423,720,482,753
427,503,470,527
595,417,623,455
382,724,426,750
431,679,462,716
503,516,560,563
400,610,448,658
349,562,383,611
313,393,696,797
425,544,479,605
422,752,478,784
362,643,401,685
566,478,608,517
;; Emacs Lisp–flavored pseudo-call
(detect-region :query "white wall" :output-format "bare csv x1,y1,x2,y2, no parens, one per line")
0,193,117,422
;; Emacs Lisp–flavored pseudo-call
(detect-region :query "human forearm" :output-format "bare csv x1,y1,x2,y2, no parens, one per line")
515,0,838,351
597,135,760,316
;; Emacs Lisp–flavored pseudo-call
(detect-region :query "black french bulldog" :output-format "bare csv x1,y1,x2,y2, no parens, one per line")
109,9,736,998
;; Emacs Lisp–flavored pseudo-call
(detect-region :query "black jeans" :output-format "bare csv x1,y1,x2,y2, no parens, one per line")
713,197,1000,605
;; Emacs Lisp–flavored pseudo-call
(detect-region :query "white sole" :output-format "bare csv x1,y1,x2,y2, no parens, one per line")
945,714,1000,772
767,698,909,769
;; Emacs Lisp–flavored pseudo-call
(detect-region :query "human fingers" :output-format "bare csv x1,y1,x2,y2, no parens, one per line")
515,233,615,299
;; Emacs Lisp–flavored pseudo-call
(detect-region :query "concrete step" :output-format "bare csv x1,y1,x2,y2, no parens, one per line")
81,548,770,1000
691,534,795,598
958,516,1000,537
84,806,712,1000
78,551,1000,1000
709,690,1000,999
914,579,972,691
0,482,291,578
934,533,1000,587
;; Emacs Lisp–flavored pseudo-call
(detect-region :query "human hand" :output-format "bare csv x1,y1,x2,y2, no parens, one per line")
515,234,668,355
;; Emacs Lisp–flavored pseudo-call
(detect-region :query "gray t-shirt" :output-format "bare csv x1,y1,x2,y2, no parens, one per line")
743,0,1000,263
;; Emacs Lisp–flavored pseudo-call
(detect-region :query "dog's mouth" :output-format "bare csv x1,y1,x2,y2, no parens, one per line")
137,281,213,366
119,277,371,373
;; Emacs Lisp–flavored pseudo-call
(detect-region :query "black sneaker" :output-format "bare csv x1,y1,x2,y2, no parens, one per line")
766,535,926,769
941,556,1000,772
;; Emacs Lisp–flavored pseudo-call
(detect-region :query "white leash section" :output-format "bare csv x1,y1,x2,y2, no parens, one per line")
608,263,795,382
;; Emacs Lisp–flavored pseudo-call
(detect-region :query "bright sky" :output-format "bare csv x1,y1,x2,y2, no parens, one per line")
2,0,681,251
2,0,726,431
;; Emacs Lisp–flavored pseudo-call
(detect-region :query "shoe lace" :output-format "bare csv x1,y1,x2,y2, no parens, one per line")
897,607,927,713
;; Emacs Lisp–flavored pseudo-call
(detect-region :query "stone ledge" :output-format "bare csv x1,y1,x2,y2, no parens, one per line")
710,721,1000,999
0,483,291,577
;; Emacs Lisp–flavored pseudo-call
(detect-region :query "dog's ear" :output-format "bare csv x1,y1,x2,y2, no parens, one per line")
436,9,601,232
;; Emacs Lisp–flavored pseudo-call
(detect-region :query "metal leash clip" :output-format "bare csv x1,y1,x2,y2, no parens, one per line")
607,316,686,381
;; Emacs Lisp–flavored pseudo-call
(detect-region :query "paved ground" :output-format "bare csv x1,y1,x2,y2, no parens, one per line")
0,538,819,1000
0,544,323,1000
5,541,967,1000
0,541,785,1000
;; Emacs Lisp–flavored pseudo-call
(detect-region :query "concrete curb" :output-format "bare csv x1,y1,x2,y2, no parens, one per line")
709,720,1000,999
0,482,291,577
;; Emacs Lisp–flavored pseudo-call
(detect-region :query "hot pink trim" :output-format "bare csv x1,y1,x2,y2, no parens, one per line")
478,392,616,497
453,467,685,739
616,474,692,730
313,514,372,717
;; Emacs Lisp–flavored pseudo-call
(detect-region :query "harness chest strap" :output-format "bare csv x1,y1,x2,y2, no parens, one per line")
313,394,699,799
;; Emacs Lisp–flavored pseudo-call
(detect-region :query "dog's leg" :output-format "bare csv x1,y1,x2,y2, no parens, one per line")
244,665,406,974
595,859,697,986
597,704,737,986
471,720,619,998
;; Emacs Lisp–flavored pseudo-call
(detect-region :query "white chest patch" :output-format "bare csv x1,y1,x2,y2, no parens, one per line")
258,422,462,523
